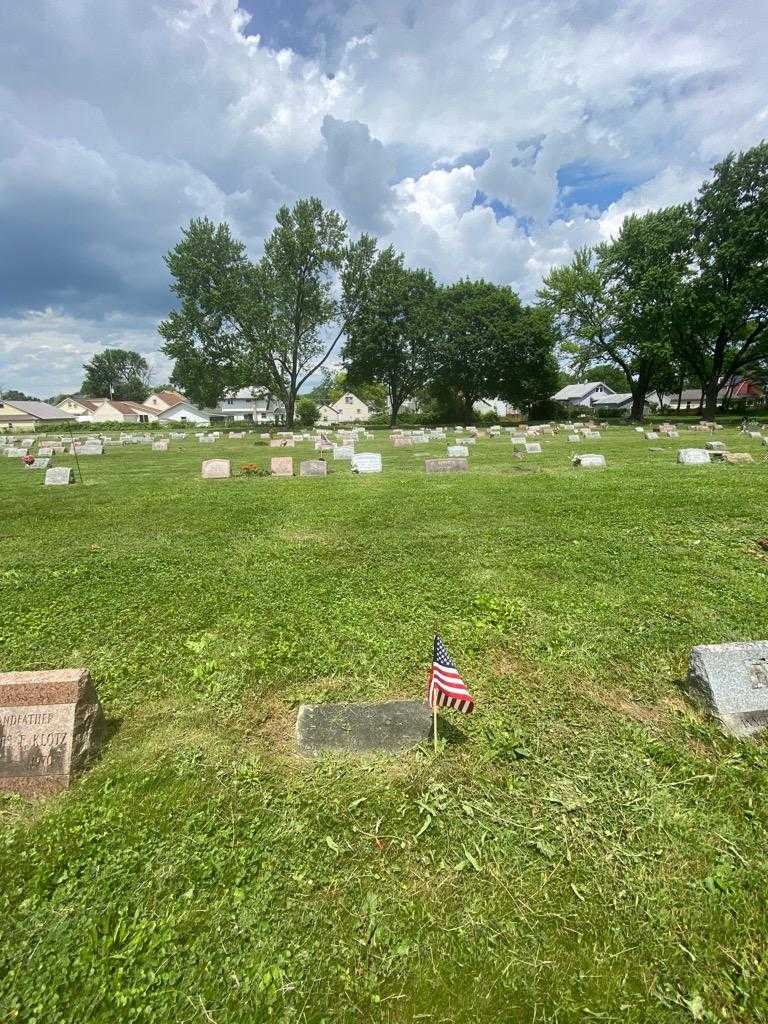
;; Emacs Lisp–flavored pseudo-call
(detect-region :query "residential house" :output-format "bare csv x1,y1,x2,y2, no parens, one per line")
317,393,370,425
0,400,75,430
551,382,616,407
143,390,212,425
56,396,108,421
142,390,188,415
89,400,159,424
591,393,657,413
662,379,764,412
473,398,520,418
214,390,284,423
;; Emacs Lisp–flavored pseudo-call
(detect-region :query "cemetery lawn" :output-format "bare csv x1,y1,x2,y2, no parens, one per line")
2,427,768,1024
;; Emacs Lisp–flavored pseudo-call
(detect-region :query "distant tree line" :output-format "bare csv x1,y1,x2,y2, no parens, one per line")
539,141,768,420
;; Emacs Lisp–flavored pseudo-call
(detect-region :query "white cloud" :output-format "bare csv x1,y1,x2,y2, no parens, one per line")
0,0,767,392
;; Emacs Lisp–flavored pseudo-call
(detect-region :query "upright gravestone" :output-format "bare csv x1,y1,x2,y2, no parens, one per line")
0,668,105,794
333,445,354,460
351,452,382,474
296,700,432,755
447,445,469,458
24,458,50,470
299,459,327,477
152,441,169,452
688,641,768,737
270,457,294,477
44,467,75,486
525,443,542,454
201,459,231,479
425,458,469,473
270,438,294,448
678,448,711,465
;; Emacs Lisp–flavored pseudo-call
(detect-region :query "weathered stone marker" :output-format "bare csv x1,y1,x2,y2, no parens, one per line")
678,448,711,465
296,700,432,755
571,453,606,469
447,445,469,458
201,459,231,479
688,641,768,737
299,459,327,477
425,458,469,473
270,456,293,477
44,467,75,486
0,669,105,794
24,458,50,470
351,452,382,474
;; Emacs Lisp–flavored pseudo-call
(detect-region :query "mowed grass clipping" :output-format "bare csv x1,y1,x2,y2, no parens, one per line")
1,426,768,1024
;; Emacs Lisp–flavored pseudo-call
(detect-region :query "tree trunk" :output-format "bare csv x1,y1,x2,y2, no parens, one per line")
389,403,400,428
629,368,650,422
703,381,719,420
285,391,296,429
463,394,475,425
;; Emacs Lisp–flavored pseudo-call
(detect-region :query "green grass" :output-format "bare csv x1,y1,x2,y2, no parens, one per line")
1,427,768,1023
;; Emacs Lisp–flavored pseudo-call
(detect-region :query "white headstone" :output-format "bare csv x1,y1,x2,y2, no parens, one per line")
44,467,75,486
351,452,382,474
677,448,711,465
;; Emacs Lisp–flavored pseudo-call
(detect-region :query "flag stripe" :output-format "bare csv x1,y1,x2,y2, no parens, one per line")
426,634,474,715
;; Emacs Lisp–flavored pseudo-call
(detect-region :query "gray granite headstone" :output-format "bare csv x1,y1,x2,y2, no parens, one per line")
299,459,327,477
425,458,469,473
296,700,432,755
688,641,768,737
201,459,231,479
44,467,75,486
524,443,542,454
24,458,50,470
571,453,606,469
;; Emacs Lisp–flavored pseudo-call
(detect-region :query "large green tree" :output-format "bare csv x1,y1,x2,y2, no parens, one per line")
81,348,152,402
434,280,556,422
344,249,441,425
673,143,768,418
160,200,382,427
540,206,691,421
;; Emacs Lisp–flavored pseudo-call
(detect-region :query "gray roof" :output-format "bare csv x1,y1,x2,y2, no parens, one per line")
592,393,633,407
551,382,614,401
0,400,73,420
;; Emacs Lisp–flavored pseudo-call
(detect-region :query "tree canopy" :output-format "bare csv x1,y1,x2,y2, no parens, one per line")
81,348,151,402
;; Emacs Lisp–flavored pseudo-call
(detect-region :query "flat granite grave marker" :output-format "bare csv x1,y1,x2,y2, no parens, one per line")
271,456,293,477
270,438,295,448
44,467,74,486
0,668,105,794
296,700,432,755
299,459,327,477
571,453,606,469
525,443,542,454
688,641,768,737
201,459,231,479
425,457,469,473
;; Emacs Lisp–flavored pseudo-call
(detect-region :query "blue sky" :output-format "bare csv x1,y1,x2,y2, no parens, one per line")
0,0,765,396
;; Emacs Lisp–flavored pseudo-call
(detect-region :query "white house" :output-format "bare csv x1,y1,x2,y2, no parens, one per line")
89,400,159,424
215,390,284,423
317,393,370,425
592,393,658,413
142,390,188,415
55,396,108,422
551,382,616,407
473,397,520,418
156,401,212,425
143,390,212,424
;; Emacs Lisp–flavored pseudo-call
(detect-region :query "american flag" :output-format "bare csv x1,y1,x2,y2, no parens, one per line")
426,635,474,713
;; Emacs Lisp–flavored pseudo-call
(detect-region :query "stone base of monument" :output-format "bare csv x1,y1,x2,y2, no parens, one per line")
296,700,432,755
687,641,768,737
0,668,105,794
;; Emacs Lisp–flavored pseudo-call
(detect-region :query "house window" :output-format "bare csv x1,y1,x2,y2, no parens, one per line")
345,395,353,404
